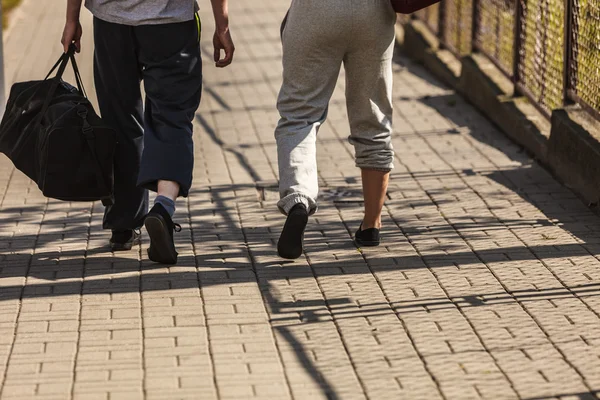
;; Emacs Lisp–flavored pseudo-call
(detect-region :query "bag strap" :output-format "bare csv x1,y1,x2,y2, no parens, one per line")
69,52,87,98
40,45,87,118
77,106,114,207
45,53,68,81
40,50,72,117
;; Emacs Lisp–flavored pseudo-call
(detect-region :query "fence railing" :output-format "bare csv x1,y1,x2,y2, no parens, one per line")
407,0,600,120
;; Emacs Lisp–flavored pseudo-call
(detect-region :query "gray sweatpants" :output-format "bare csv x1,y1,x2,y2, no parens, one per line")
275,0,396,215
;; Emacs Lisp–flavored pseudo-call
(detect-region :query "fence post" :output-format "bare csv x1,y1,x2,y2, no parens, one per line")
563,0,573,105
0,4,5,118
438,0,446,47
512,0,523,95
471,0,479,52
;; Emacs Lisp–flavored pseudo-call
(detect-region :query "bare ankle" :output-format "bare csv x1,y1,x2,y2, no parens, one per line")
361,219,381,230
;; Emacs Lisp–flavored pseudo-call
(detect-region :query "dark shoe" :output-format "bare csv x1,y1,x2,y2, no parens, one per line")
144,203,182,264
277,204,309,259
355,224,380,247
110,229,141,251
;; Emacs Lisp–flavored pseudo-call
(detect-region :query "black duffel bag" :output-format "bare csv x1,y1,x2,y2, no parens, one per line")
0,45,116,206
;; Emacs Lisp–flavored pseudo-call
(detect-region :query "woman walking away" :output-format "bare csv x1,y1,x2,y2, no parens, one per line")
275,0,396,259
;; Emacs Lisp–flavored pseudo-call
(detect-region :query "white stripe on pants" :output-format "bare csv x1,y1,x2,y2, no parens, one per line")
275,0,397,215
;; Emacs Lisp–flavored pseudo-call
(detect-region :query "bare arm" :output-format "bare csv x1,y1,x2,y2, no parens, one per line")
210,0,235,67
61,0,84,52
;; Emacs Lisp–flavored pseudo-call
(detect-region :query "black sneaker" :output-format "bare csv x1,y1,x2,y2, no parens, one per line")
355,224,380,247
110,229,141,251
277,204,309,260
144,203,182,264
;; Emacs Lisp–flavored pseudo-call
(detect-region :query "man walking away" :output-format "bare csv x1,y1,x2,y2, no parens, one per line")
61,0,235,264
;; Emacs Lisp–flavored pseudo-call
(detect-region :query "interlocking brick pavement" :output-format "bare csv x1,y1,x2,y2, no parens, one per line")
1,0,600,399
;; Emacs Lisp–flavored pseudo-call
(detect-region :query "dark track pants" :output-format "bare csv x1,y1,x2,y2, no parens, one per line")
93,17,202,231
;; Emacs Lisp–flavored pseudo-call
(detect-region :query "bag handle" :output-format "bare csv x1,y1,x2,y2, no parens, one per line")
45,53,67,81
70,53,88,99
41,45,87,117
44,44,85,92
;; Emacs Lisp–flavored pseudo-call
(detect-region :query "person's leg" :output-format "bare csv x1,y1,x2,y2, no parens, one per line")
135,18,202,264
275,1,348,258
343,1,396,245
154,181,179,217
362,169,390,229
136,19,201,199
93,17,147,250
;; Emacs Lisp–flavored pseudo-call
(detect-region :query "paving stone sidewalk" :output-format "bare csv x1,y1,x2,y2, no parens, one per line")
2,1,600,399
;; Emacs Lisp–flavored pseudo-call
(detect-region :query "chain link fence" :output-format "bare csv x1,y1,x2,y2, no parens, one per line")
441,0,473,55
568,0,600,118
473,0,516,77
517,0,566,113
415,3,441,34
407,0,600,120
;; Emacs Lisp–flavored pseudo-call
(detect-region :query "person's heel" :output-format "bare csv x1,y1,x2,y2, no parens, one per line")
144,203,181,264
354,224,381,247
109,230,141,251
277,204,309,259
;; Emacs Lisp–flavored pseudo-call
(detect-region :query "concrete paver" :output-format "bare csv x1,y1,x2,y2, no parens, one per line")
1,0,600,399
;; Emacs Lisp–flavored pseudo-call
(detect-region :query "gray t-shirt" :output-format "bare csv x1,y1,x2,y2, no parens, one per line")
85,0,199,26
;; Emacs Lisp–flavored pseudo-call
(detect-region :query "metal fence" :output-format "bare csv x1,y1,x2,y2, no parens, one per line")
415,3,441,34
568,0,600,118
408,0,600,120
442,0,473,56
473,0,516,77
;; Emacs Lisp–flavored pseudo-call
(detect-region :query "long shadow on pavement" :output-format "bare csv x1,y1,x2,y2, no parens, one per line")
2,54,600,399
